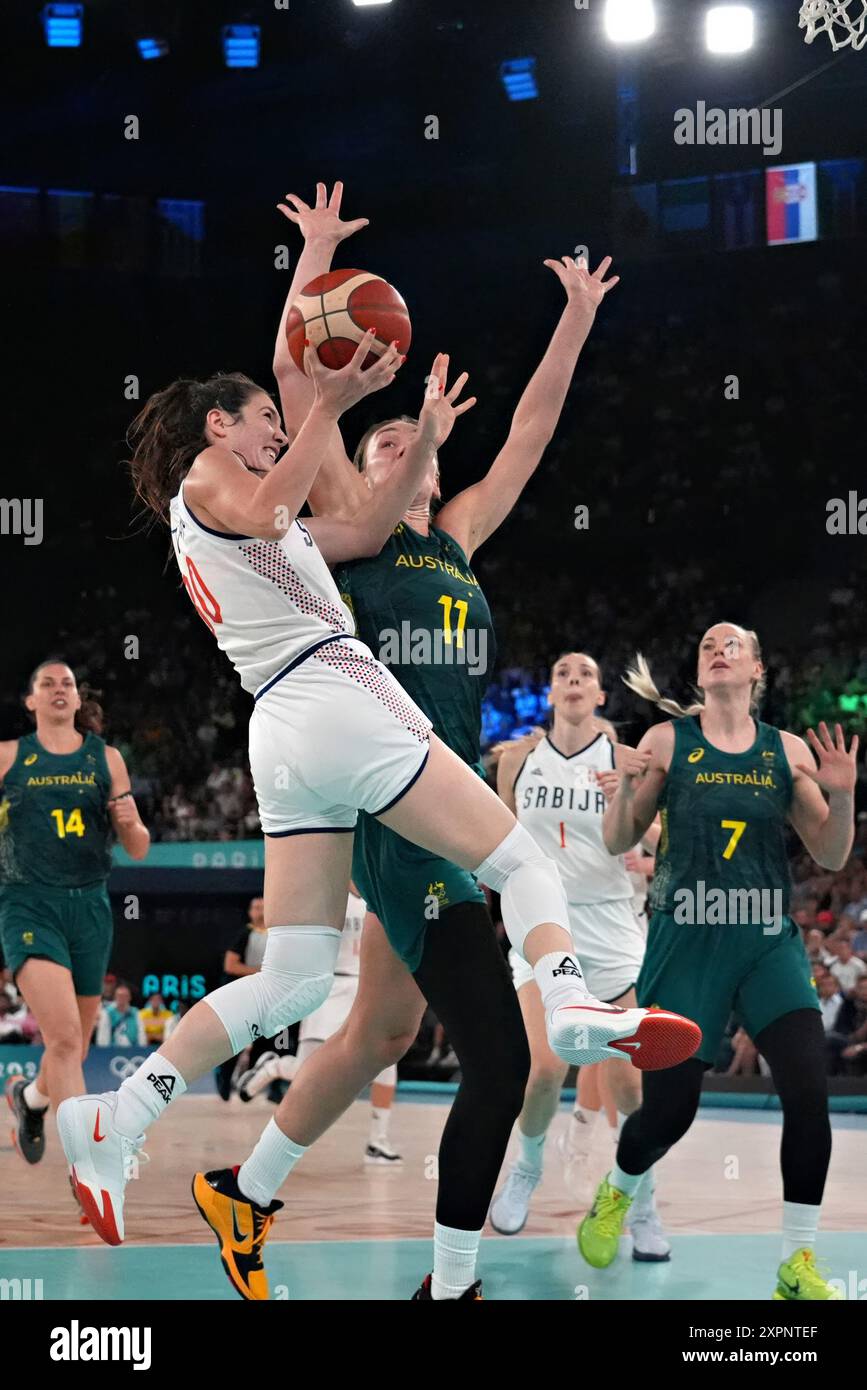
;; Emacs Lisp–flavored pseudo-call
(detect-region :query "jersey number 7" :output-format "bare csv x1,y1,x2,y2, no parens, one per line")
721,819,746,860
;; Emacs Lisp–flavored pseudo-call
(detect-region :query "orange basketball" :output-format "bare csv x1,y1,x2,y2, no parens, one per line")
285,268,412,373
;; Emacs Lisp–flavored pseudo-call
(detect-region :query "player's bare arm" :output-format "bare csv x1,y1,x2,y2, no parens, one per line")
105,746,150,861
186,334,402,539
784,722,857,870
603,722,673,854
436,255,618,562
274,180,372,519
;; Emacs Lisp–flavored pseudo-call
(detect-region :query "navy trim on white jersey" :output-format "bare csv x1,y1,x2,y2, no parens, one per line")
544,731,604,761
181,487,252,541
254,633,353,702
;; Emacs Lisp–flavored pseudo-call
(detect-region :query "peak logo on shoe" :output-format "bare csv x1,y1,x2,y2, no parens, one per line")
147,1073,176,1104
92,1111,106,1143
552,957,581,978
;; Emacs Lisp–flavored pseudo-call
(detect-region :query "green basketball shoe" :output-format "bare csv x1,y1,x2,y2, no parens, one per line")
578,1175,633,1268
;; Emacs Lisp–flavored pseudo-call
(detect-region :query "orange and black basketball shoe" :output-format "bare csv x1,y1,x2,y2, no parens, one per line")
192,1166,282,1300
412,1274,483,1300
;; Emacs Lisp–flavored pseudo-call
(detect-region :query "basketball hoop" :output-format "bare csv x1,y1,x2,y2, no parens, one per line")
799,0,867,48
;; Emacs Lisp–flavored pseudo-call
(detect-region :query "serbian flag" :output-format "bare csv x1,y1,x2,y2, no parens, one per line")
765,163,818,245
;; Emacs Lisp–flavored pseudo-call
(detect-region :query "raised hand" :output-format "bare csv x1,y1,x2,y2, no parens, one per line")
797,722,859,797
305,331,403,416
418,353,477,450
277,180,369,245
542,254,619,316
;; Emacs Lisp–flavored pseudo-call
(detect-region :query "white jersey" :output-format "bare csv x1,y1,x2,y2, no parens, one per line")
170,484,355,697
336,891,366,977
513,732,633,905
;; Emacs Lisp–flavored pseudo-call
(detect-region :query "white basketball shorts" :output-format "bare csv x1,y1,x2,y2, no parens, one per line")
300,972,358,1042
249,636,432,835
510,897,646,1004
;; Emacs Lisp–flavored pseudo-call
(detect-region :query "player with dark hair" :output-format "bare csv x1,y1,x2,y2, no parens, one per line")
184,182,697,1303
2,659,149,1171
55,328,693,1260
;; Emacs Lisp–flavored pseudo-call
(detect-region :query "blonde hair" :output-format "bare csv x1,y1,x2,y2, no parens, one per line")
623,627,766,719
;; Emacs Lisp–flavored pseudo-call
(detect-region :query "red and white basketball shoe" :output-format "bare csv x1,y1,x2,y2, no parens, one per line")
56,1092,148,1246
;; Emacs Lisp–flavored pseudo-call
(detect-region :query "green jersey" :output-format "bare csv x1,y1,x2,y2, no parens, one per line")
335,521,496,768
0,732,113,888
650,715,793,917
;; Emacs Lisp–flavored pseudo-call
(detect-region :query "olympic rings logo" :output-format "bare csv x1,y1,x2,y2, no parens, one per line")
109,1055,148,1079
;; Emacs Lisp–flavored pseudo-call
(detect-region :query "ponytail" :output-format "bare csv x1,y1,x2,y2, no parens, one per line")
128,371,264,524
623,653,705,719
75,682,105,736
624,629,766,719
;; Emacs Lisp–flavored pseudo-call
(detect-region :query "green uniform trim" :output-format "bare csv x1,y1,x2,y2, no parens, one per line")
335,523,494,969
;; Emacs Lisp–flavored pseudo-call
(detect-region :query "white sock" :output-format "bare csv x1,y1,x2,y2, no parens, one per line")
533,950,590,1013
565,1106,602,1161
609,1160,644,1197
23,1080,49,1112
781,1201,821,1262
431,1222,482,1300
633,1166,656,1212
113,1055,187,1139
369,1105,391,1145
518,1127,547,1173
238,1117,306,1206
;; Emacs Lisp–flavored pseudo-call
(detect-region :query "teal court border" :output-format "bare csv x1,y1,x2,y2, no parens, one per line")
2,1233,866,1301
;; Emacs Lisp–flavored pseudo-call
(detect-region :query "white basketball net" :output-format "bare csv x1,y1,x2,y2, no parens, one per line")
799,0,867,48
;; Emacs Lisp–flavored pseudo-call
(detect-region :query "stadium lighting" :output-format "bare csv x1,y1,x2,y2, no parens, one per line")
222,24,260,69
706,5,755,53
500,57,538,102
136,37,169,61
604,0,656,44
352,1,393,6
41,3,83,48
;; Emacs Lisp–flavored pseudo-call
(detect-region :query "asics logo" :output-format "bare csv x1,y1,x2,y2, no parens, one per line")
93,1111,106,1143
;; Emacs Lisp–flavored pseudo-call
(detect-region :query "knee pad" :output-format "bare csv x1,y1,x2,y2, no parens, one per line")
474,824,570,958
373,1062,398,1088
205,926,340,1055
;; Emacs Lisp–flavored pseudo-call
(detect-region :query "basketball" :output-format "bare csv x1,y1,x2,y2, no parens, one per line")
285,268,412,372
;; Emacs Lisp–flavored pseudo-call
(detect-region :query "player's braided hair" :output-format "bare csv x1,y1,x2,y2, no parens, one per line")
25,658,105,735
623,627,766,718
128,373,264,524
